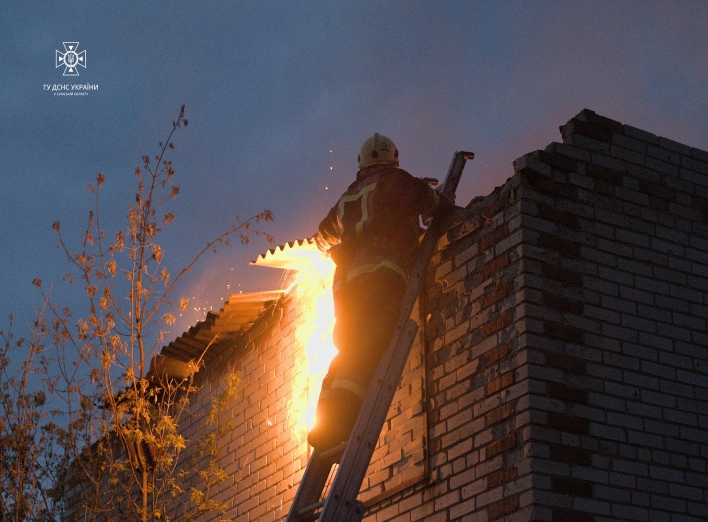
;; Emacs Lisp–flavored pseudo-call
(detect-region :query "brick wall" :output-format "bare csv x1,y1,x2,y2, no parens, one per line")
164,288,306,521
512,109,708,522
163,270,428,521
365,109,708,522
163,109,708,522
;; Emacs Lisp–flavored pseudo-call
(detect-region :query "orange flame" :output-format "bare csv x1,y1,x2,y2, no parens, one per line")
289,256,337,441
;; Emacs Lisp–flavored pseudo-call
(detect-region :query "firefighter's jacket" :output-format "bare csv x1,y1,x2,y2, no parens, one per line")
314,164,453,293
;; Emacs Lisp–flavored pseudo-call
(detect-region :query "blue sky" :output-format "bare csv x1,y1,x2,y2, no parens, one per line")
1,1,706,339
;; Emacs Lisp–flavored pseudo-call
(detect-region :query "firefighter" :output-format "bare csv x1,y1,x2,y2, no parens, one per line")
308,133,455,451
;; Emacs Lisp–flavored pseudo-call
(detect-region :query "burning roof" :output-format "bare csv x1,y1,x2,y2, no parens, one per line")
250,237,322,270
151,236,334,397
158,237,323,370
159,290,284,364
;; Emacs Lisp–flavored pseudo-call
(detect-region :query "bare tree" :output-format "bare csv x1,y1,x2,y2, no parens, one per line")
0,305,69,521
29,105,273,521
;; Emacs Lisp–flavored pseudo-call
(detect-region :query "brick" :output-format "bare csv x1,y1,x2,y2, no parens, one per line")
613,133,647,153
549,444,592,466
523,169,579,200
481,280,515,309
649,465,685,484
584,304,620,324
683,156,708,177
479,223,509,252
538,233,581,257
483,342,512,367
594,179,615,195
669,284,703,303
542,263,583,286
435,259,453,281
547,413,590,434
623,124,658,145
692,195,708,214
487,433,517,458
433,490,460,512
638,179,676,201
543,292,584,315
487,466,518,488
485,402,515,426
545,351,586,374
551,477,593,497
691,146,708,163
648,143,682,165
649,195,669,210
657,136,692,156
552,508,595,522
480,252,510,280
561,118,614,143
612,144,646,165
569,171,594,190
448,498,476,520
587,163,624,184
495,228,524,257
547,141,593,162
539,149,580,172
486,370,515,396
538,203,581,230
449,217,484,246
612,505,650,521
577,109,624,132
479,192,512,223
489,496,518,519
546,382,588,404
646,156,679,176
616,185,652,206
544,322,585,344
483,310,513,337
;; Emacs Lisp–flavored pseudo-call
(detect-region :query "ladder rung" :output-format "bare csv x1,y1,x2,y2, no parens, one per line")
291,443,346,521
296,499,324,521
319,441,346,462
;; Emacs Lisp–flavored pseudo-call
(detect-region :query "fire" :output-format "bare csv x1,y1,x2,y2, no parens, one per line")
290,256,337,441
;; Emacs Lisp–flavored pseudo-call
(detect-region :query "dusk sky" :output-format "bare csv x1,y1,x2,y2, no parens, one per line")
1,1,706,341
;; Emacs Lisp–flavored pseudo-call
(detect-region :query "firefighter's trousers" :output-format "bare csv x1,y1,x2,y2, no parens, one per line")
308,269,406,451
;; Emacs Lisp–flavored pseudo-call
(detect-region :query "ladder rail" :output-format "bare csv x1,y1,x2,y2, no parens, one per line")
286,445,343,520
317,150,473,522
319,319,419,522
286,150,474,522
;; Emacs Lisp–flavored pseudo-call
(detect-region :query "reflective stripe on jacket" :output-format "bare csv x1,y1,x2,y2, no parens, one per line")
315,164,450,285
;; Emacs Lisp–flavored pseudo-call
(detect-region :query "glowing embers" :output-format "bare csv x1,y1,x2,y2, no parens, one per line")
289,259,337,442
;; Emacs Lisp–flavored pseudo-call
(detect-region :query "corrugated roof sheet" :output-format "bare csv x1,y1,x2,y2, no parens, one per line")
250,237,322,270
159,290,284,364
158,237,320,369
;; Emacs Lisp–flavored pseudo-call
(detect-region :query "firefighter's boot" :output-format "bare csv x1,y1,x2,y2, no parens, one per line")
307,389,361,452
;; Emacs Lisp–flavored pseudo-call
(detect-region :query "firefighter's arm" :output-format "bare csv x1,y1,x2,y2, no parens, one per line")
313,204,341,253
418,179,456,221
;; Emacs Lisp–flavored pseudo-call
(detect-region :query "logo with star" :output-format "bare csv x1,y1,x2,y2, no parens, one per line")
56,42,86,76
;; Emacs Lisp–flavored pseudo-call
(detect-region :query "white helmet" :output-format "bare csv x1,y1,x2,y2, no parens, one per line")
358,133,399,169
